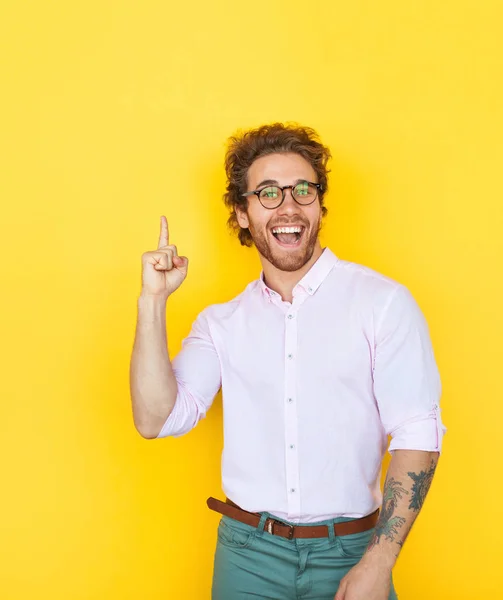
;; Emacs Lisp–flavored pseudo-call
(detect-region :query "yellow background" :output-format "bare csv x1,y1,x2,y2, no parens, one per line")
1,1,502,598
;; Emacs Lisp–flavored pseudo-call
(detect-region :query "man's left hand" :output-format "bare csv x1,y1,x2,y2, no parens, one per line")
333,557,392,600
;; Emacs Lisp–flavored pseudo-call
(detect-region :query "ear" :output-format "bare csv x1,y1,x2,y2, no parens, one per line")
235,206,250,229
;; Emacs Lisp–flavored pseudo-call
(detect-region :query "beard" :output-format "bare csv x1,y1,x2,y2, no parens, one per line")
248,216,322,272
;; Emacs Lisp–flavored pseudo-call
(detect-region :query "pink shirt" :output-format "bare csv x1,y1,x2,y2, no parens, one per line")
157,248,446,523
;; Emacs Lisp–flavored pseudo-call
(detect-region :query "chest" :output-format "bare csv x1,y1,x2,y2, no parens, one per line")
218,306,374,387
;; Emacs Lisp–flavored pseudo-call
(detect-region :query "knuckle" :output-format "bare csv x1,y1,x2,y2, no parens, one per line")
159,245,176,254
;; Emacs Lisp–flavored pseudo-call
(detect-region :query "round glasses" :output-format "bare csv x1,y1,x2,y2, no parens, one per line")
242,180,322,210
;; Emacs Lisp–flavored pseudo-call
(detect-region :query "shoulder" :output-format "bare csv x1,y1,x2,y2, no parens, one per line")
200,279,260,324
325,255,423,330
329,256,404,304
333,257,400,290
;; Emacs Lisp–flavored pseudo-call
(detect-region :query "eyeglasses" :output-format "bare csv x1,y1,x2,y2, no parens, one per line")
242,180,322,210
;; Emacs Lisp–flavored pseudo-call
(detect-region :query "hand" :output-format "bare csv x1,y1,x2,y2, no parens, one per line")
334,556,392,600
141,216,189,299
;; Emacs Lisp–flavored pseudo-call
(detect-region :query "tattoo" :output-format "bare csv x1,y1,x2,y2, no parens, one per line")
407,459,437,512
367,477,408,551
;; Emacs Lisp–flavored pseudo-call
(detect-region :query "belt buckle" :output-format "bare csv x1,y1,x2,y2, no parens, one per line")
267,518,295,540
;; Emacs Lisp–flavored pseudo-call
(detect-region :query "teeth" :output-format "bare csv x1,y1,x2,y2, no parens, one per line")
272,226,302,234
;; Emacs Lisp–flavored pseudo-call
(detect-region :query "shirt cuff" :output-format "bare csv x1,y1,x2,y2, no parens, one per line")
388,406,446,454
156,393,194,439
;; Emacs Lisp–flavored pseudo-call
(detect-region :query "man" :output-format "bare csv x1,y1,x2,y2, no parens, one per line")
130,123,446,600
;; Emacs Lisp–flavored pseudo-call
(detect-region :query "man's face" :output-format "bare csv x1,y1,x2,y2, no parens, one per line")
236,152,323,272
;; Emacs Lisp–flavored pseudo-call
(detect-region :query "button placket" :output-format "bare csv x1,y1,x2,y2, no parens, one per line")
284,308,300,518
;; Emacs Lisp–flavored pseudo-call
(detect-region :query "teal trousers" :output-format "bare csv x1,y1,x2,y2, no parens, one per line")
211,512,398,599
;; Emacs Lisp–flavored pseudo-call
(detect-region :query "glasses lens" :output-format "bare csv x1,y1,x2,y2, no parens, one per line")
292,182,318,204
259,186,282,208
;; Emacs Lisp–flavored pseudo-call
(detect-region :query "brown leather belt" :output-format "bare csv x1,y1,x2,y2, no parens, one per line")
207,497,379,540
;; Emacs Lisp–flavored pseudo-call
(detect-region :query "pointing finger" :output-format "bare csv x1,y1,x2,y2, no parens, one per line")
158,216,169,249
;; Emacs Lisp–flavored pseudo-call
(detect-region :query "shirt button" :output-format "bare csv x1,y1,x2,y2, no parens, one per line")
287,354,293,359
289,444,295,449
308,286,313,293
287,398,293,403
287,314,294,319
290,488,296,493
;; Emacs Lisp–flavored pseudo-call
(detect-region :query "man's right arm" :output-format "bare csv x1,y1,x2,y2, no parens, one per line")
129,215,190,439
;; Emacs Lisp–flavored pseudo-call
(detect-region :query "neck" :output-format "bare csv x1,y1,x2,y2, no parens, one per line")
261,241,324,303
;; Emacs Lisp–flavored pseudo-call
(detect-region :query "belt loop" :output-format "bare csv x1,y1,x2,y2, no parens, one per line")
255,512,269,538
327,519,336,543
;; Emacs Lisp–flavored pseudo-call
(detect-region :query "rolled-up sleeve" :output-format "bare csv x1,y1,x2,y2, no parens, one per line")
373,285,446,453
156,309,222,438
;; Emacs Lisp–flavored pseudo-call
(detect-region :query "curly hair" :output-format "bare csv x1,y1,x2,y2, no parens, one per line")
223,123,332,247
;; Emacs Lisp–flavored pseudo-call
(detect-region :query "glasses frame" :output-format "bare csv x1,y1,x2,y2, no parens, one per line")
242,180,322,210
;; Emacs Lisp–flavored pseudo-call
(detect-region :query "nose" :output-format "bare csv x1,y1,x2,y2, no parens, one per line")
277,187,301,215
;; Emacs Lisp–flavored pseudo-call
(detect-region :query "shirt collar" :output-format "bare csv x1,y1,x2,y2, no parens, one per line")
258,248,338,300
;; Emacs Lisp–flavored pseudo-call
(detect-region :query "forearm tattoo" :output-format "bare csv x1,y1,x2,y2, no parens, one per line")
407,459,437,512
367,458,438,553
367,477,408,550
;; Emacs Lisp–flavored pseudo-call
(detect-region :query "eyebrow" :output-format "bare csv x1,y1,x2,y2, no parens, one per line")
254,178,310,189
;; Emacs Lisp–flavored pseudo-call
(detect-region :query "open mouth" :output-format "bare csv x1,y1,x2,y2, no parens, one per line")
271,225,305,247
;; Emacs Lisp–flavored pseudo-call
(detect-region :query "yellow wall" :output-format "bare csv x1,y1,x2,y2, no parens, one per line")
1,1,502,598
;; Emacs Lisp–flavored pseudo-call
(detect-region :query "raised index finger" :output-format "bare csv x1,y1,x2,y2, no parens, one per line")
158,215,169,248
